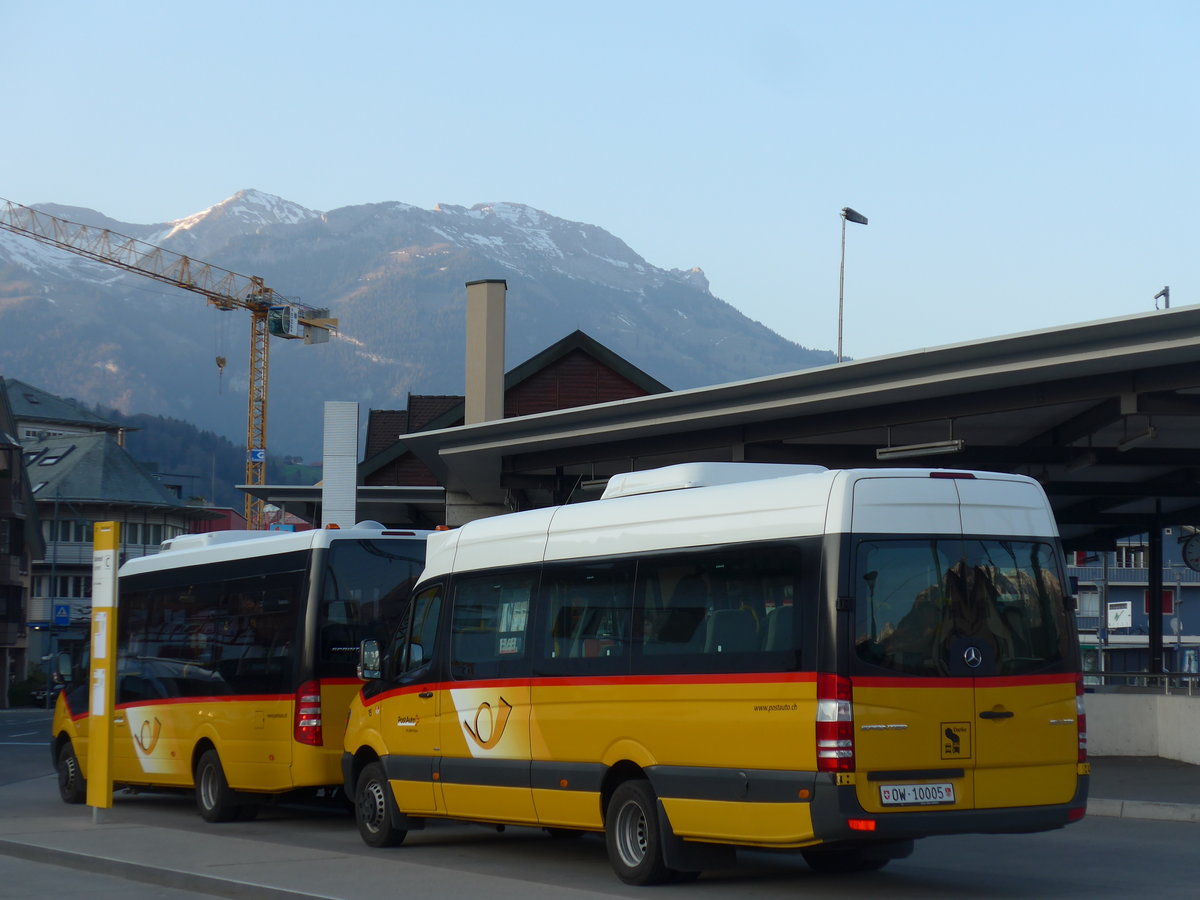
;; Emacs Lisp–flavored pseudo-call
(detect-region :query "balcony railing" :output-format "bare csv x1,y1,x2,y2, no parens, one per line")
1069,565,1200,585
37,541,161,567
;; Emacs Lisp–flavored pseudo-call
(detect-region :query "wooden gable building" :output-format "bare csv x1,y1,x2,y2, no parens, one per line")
360,330,669,498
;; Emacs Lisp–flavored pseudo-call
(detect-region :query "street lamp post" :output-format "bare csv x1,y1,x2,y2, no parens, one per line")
838,206,869,363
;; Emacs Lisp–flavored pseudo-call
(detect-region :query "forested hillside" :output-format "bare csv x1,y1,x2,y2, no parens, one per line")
94,406,316,509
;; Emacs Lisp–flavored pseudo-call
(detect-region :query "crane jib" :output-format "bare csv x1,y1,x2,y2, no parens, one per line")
0,196,337,529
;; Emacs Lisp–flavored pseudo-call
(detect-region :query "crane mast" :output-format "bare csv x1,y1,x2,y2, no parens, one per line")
0,197,336,529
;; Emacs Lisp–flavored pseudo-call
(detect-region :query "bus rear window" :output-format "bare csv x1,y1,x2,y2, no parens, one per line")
319,539,426,677
854,539,1069,677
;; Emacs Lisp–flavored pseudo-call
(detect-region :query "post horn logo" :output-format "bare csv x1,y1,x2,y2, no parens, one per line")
133,716,163,754
462,696,513,750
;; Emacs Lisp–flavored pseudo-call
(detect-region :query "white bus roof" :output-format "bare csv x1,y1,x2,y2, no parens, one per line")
120,523,430,577
421,464,1057,579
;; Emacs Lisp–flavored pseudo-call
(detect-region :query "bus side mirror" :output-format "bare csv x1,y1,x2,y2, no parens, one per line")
57,652,73,682
358,640,382,681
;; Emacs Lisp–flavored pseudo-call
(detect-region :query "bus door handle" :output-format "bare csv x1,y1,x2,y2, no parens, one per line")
419,691,434,699
979,710,1014,720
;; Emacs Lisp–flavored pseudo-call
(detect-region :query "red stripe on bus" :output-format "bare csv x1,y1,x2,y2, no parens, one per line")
115,693,293,710
368,671,818,701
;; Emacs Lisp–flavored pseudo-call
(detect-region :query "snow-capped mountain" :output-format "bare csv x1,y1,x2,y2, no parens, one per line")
0,190,832,458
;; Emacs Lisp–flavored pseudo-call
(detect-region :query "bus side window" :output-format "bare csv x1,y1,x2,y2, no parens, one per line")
538,561,633,671
398,584,441,676
450,571,535,680
634,545,805,672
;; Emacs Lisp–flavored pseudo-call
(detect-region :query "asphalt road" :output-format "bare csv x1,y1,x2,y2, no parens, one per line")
0,707,52,786
4,708,1199,898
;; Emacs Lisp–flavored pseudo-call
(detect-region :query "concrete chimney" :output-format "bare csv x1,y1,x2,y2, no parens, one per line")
464,279,506,425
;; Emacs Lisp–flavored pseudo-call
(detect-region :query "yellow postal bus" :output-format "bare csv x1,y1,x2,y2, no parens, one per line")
51,522,428,820
342,464,1088,883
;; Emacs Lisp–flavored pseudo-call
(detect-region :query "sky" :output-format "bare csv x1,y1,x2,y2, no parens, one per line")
4,0,1198,362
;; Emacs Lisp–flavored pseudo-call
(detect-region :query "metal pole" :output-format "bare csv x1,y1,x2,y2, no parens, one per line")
1149,510,1164,681
837,214,847,363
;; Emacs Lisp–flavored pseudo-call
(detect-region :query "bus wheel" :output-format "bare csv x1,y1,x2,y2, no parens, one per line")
605,779,673,885
57,742,86,804
801,846,891,874
356,761,407,848
195,749,241,823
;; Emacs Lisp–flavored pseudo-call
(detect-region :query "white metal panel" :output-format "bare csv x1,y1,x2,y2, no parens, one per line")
422,467,1061,585
437,506,557,574
848,472,963,535
956,475,1059,536
600,462,826,499
120,525,429,576
419,528,462,581
546,470,836,560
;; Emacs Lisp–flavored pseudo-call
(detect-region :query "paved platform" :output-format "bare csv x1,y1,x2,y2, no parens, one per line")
0,755,1196,898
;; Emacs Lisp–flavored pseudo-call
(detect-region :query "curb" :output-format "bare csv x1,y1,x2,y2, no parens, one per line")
1087,798,1200,823
0,838,334,900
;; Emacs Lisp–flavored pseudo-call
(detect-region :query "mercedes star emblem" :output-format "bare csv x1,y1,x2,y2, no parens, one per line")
963,645,983,668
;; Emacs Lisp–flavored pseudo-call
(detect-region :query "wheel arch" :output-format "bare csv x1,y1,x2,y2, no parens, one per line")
191,737,217,782
600,760,648,825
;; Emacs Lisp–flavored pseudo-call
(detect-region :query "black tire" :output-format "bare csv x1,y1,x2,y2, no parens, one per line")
195,749,241,823
235,802,261,822
56,741,86,804
355,761,407,848
605,779,674,886
801,846,891,874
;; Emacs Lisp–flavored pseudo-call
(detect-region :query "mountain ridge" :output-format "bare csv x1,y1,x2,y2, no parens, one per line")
0,190,834,460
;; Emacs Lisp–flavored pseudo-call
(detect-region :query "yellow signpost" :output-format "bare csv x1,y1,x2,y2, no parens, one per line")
86,521,119,820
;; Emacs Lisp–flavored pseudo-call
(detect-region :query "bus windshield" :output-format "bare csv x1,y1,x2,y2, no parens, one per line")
319,539,426,677
854,538,1069,677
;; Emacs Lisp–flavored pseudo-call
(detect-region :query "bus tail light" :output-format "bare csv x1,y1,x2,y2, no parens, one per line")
1076,675,1087,763
295,680,323,746
816,673,855,772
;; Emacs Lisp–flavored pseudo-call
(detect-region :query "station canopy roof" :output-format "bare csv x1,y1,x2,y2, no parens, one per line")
400,305,1200,552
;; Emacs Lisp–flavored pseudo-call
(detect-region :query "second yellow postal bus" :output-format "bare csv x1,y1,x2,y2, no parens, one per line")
342,463,1088,884
52,522,429,820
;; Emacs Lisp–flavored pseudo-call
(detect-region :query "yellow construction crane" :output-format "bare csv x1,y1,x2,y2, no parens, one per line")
0,197,337,529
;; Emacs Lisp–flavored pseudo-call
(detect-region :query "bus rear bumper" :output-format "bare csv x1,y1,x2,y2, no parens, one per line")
811,773,1090,842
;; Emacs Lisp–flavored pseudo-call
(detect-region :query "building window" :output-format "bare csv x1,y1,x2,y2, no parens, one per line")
1115,546,1146,568
37,446,75,466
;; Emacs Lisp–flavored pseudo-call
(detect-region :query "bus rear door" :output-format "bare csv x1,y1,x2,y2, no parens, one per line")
847,473,1080,817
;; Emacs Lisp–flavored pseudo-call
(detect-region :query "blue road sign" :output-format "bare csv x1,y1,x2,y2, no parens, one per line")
53,604,70,626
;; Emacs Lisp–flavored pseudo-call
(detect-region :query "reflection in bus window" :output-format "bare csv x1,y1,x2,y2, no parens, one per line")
855,539,1068,676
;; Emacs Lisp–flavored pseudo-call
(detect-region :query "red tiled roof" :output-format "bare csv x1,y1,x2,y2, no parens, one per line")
364,409,409,459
